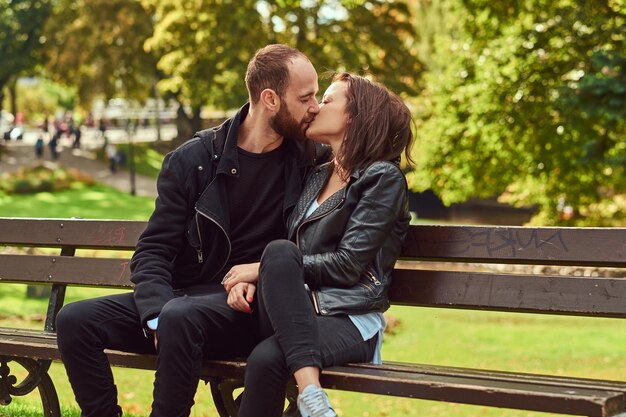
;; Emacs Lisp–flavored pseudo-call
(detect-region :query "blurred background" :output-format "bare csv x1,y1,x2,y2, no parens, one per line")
0,1,625,416
1,0,623,226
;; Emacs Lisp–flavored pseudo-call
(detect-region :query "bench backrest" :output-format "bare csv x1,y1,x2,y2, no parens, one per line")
1,218,625,321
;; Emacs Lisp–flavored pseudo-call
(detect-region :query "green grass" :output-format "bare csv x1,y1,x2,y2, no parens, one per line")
0,183,155,220
96,142,166,178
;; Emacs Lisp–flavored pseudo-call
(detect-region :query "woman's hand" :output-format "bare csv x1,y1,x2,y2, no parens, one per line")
227,282,256,314
222,262,260,293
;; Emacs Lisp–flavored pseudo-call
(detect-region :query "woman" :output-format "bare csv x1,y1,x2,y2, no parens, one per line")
223,73,413,417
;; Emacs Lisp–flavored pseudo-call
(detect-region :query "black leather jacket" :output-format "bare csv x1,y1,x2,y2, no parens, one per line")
287,161,410,316
130,104,328,328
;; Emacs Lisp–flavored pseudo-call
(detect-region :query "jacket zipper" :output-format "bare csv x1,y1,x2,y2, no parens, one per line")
196,209,232,280
367,271,382,286
295,197,345,248
195,212,204,263
295,196,345,316
310,291,321,314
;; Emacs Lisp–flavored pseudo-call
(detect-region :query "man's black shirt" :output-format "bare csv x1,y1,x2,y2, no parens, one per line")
222,142,287,272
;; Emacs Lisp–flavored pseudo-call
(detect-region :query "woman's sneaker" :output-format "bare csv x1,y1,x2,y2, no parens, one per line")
297,384,337,417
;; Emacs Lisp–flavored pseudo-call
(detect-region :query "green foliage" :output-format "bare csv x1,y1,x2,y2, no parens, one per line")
15,78,77,120
144,0,422,112
0,164,94,194
0,0,53,108
144,0,266,112
408,0,626,225
43,0,158,105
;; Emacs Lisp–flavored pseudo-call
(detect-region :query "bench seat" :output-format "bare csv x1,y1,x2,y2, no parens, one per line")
1,218,625,417
2,327,626,417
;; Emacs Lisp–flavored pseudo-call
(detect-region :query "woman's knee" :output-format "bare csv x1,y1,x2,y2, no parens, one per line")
260,240,302,283
262,240,300,263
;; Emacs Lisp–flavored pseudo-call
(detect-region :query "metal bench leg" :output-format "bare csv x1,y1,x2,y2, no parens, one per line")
208,377,300,417
38,370,61,417
0,356,60,417
282,383,299,417
209,377,244,417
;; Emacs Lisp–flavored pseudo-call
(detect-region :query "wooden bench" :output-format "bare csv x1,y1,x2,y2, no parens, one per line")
0,217,625,417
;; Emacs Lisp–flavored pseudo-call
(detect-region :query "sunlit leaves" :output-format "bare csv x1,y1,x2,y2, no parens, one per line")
408,0,626,225
0,0,52,90
43,0,157,104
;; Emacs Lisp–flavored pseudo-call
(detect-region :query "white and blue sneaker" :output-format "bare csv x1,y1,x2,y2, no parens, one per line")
297,384,337,417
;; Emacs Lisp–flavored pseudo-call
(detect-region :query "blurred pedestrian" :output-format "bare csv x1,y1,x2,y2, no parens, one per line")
49,134,60,161
106,142,118,173
35,136,45,159
72,126,82,149
98,119,107,139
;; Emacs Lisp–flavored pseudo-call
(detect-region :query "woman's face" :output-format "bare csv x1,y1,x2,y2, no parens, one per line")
305,81,349,146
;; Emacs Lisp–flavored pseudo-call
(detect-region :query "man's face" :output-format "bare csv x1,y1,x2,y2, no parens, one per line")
271,57,319,141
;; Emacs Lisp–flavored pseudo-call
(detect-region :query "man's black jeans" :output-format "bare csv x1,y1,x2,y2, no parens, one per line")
238,240,377,417
56,284,257,417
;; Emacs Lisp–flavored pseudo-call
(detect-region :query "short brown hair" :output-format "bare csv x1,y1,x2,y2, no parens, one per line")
334,73,414,176
245,44,308,104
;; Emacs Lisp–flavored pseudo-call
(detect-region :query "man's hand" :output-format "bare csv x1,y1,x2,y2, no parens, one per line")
152,332,158,350
222,262,260,293
227,282,256,314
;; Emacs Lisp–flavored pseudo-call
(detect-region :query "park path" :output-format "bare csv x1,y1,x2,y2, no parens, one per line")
0,141,158,197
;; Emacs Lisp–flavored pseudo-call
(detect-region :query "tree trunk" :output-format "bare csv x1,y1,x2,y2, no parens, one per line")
173,103,194,149
172,101,206,150
191,106,202,133
9,79,17,121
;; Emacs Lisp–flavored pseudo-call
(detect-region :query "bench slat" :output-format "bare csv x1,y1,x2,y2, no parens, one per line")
403,225,626,267
0,218,145,249
389,269,626,317
0,331,623,417
0,254,133,287
3,219,625,268
320,366,624,417
352,361,626,393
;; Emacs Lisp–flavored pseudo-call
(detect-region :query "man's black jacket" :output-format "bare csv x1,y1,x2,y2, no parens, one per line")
130,104,327,328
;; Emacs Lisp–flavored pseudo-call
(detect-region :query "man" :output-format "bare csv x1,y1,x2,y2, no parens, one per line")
56,44,326,417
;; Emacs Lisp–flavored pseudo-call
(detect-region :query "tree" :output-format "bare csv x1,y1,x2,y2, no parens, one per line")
43,0,158,107
143,0,267,142
408,0,626,225
144,0,423,143
0,0,53,117
261,0,421,96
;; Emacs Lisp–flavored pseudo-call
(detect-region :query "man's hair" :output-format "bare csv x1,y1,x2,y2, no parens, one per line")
245,44,308,104
334,72,415,176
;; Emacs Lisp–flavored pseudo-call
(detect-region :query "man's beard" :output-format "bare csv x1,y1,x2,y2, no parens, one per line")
270,103,308,141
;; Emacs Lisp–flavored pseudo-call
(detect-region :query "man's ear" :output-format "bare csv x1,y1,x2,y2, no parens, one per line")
260,89,280,112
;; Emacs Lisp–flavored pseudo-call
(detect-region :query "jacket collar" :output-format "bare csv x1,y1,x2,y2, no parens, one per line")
290,163,347,232
212,104,248,176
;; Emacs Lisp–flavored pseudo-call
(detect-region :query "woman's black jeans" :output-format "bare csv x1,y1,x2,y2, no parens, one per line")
238,240,377,417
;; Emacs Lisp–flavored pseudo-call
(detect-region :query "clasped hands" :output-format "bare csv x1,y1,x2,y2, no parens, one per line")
222,262,260,314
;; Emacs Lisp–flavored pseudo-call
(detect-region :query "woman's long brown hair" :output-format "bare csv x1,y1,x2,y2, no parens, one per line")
333,73,414,179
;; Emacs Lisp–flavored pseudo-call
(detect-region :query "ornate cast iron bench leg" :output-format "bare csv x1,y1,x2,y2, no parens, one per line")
0,356,61,417
209,377,299,417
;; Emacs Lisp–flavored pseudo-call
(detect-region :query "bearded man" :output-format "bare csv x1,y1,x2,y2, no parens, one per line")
56,44,328,417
